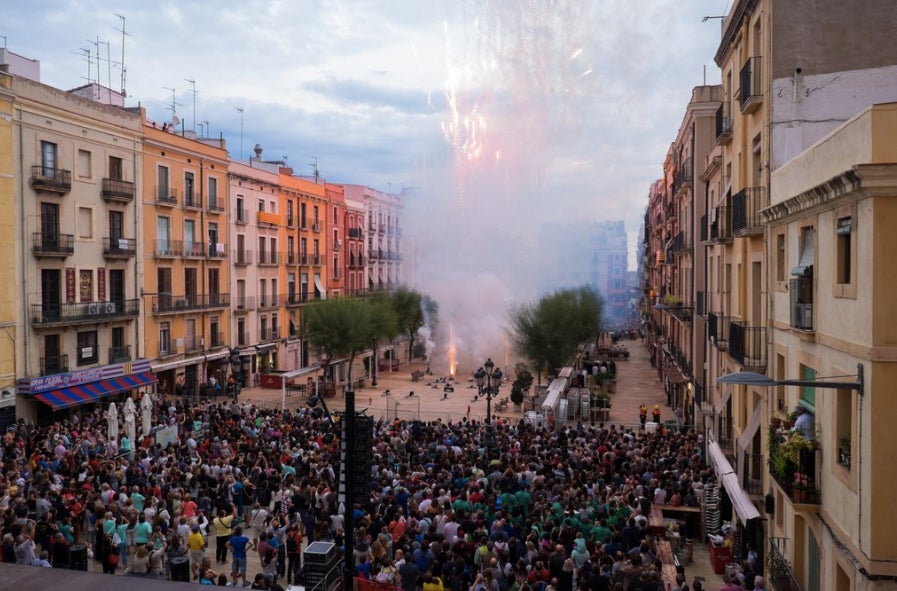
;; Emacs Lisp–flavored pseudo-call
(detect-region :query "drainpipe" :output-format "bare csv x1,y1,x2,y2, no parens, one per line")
16,107,29,378
132,134,141,360
200,159,207,381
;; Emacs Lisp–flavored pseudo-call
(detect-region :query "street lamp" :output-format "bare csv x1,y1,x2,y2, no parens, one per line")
716,363,864,396
371,338,378,387
475,358,502,457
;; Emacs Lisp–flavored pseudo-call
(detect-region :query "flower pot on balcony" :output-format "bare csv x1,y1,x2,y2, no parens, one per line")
770,417,782,429
793,489,807,503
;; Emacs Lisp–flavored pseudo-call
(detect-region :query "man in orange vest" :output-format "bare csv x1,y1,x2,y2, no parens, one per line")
639,404,648,428
652,404,661,424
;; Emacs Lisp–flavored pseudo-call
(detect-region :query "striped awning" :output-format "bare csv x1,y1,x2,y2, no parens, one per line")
33,372,157,410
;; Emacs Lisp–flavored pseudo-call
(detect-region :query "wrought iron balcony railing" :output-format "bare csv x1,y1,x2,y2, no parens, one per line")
103,237,137,258
31,165,72,193
31,299,140,325
108,345,132,363
40,354,69,376
715,102,733,144
732,187,766,236
740,56,763,114
101,178,135,202
729,321,767,370
32,232,74,257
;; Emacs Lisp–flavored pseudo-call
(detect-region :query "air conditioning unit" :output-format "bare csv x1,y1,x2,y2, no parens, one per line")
104,302,117,314
87,303,100,315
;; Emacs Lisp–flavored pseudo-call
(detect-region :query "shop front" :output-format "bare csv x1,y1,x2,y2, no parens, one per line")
17,359,156,424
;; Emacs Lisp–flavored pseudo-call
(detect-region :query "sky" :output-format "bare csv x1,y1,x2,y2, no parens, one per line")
4,0,729,372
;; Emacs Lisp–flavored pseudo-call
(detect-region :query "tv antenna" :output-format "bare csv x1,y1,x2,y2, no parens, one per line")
310,156,319,183
72,47,93,86
163,87,182,130
234,106,245,159
185,78,197,133
113,14,130,97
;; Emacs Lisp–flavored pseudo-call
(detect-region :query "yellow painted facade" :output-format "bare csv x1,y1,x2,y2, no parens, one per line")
142,117,230,396
0,73,16,407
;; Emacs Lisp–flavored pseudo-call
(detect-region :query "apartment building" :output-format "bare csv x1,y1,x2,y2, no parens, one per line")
325,182,346,298
143,117,230,397
695,1,897,589
344,188,366,297
344,185,403,293
9,73,150,423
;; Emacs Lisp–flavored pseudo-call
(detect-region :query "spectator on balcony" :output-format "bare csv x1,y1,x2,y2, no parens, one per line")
792,406,815,441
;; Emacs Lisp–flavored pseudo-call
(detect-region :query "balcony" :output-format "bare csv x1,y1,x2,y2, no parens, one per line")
207,242,228,259
715,103,733,144
700,213,708,243
395,226,402,238
708,312,733,350
769,429,820,508
259,327,280,342
40,354,69,376
696,290,705,317
258,295,279,310
674,158,693,195
311,221,321,232
377,225,386,235
729,321,766,371
152,293,230,314
31,299,140,326
332,240,342,251
183,241,206,258
32,233,74,257
156,186,177,206
311,254,321,266
206,198,225,214
101,178,135,202
348,227,362,239
154,239,183,257
237,331,248,347
108,345,132,364
739,56,763,114
234,249,252,266
257,251,280,266
30,165,72,193
709,205,732,243
183,193,202,209
286,293,302,307
234,296,255,311
235,208,249,225
287,251,298,265
209,334,225,348
732,187,766,236
298,252,309,265
718,415,734,451
103,237,137,259
768,538,802,591
286,215,296,228
790,276,813,330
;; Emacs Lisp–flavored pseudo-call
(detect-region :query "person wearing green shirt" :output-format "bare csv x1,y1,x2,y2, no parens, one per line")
134,513,153,546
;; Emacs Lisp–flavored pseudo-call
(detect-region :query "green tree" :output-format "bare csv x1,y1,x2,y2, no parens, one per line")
302,297,397,392
387,287,435,363
509,285,603,385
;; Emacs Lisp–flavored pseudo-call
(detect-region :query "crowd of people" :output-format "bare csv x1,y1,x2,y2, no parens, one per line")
0,391,760,591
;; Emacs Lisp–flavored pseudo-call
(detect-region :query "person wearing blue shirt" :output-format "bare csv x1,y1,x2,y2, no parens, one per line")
226,526,254,587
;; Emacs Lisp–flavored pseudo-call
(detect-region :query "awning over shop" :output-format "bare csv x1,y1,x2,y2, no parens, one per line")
737,405,763,452
707,432,760,522
151,355,204,373
257,343,276,352
664,366,687,384
239,347,257,356
205,349,229,362
34,372,157,410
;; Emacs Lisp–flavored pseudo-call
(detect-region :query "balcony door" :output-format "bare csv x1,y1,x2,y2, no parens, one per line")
108,156,123,180
208,268,220,307
44,334,61,374
41,202,60,246
157,268,172,310
41,141,57,175
185,268,198,307
157,216,170,252
184,219,196,255
109,269,125,307
41,269,61,320
109,210,123,242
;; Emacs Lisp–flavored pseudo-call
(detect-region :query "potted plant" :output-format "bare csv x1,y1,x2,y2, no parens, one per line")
792,472,812,502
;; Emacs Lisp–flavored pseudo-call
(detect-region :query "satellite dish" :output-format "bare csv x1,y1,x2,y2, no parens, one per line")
171,115,181,126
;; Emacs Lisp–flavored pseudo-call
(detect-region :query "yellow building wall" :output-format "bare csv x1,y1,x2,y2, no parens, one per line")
0,74,16,393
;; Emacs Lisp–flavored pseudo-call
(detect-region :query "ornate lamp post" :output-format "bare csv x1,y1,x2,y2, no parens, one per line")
475,358,502,458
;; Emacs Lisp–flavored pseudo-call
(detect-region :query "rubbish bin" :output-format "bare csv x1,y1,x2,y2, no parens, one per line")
69,544,88,571
170,556,190,581
708,543,732,575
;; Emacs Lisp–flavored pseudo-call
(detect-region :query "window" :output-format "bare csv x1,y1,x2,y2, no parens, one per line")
211,317,220,346
157,166,170,200
41,141,57,173
260,279,267,306
186,318,197,351
800,365,816,411
208,177,218,208
835,386,854,471
76,330,98,365
237,318,246,346
78,149,92,178
237,279,246,307
776,233,785,283
836,217,852,285
78,207,93,239
108,156,123,180
287,200,294,226
184,219,196,254
333,206,338,224
236,196,245,221
184,171,195,204
258,237,266,263
258,199,265,212
159,322,171,355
